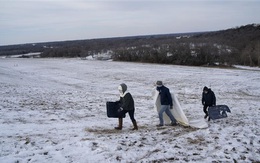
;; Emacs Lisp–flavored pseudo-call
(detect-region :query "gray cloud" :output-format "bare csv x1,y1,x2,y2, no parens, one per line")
0,0,259,45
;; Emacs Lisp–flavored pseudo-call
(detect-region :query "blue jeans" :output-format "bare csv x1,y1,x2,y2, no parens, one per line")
159,105,176,125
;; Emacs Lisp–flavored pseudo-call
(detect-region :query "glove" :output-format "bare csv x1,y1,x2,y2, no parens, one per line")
117,107,123,112
170,106,173,109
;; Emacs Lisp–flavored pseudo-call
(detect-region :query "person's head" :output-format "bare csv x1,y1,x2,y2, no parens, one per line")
203,86,208,93
156,81,163,88
118,83,127,94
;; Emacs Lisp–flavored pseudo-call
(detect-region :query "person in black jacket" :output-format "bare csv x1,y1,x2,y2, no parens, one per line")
156,81,177,126
202,86,216,121
115,83,138,130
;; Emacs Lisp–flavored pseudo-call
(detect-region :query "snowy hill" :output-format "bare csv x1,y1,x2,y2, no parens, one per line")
0,58,259,162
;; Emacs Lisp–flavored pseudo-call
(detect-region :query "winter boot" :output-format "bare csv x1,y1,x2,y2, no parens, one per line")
115,118,123,130
132,120,138,130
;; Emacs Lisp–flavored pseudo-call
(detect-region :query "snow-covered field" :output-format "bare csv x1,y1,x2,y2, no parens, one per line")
0,58,259,163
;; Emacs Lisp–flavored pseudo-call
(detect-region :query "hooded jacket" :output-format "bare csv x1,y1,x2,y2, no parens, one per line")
202,88,216,106
156,85,173,106
118,83,135,111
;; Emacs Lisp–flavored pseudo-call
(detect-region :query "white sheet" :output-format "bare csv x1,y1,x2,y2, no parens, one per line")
153,89,208,129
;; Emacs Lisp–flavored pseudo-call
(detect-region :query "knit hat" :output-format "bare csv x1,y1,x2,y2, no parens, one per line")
156,81,163,86
118,83,127,93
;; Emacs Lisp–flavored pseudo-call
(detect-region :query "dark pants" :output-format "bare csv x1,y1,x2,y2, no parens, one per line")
203,105,209,116
118,109,136,122
203,105,213,120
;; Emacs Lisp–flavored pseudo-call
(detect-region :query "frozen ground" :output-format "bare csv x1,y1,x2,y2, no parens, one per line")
0,58,259,163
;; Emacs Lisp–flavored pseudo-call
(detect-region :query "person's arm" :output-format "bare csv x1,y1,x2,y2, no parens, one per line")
212,92,216,106
121,93,131,110
202,93,205,105
167,89,173,107
117,97,122,105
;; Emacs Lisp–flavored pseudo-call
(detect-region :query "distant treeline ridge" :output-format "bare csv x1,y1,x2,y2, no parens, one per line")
0,24,259,67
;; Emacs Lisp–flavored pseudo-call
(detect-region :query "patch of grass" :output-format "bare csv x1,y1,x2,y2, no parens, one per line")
85,128,122,134
187,136,206,144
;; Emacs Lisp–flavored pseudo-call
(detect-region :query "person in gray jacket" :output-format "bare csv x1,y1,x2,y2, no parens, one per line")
115,83,138,130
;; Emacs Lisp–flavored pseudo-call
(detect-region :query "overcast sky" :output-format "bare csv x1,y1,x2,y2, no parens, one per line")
0,0,259,46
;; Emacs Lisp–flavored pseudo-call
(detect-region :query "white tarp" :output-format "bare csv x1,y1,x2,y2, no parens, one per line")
153,89,208,129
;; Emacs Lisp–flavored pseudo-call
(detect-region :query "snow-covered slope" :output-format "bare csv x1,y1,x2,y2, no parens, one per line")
0,58,259,162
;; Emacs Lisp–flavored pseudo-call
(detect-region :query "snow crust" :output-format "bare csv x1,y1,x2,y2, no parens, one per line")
0,58,259,162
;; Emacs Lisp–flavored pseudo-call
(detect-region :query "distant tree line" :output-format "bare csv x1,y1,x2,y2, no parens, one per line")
0,24,259,67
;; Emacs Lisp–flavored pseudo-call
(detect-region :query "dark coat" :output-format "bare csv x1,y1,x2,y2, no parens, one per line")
119,92,135,111
157,85,173,106
202,89,216,106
